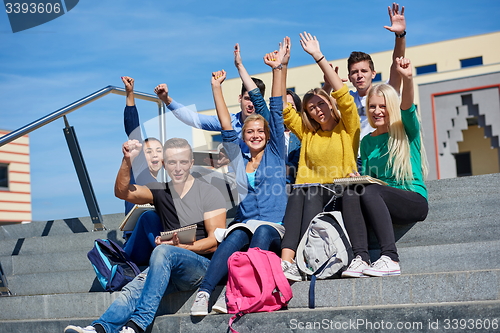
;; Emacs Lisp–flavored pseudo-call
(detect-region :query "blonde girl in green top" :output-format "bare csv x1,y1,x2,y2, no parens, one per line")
341,57,429,278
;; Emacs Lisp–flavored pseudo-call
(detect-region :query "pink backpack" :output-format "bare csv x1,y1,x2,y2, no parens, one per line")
226,247,293,333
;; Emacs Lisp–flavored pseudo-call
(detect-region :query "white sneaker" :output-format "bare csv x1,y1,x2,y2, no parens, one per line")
211,293,227,314
190,291,210,316
64,326,96,333
362,255,401,277
119,327,136,333
282,260,304,282
341,255,370,278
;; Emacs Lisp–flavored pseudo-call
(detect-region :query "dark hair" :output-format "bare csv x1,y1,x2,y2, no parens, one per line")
163,138,193,159
347,51,375,73
286,89,302,112
241,77,265,96
143,137,162,146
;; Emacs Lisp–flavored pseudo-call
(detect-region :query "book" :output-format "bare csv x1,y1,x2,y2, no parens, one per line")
160,224,198,243
119,204,155,231
214,220,285,243
333,175,388,186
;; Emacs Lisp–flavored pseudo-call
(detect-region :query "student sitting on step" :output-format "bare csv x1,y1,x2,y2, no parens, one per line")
64,138,226,333
190,40,289,316
341,57,429,278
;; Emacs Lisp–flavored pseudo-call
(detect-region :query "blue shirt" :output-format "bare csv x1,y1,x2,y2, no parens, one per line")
222,96,286,223
167,88,270,154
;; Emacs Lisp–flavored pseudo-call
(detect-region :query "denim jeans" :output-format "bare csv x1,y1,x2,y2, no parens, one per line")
123,210,163,266
198,224,281,295
93,244,210,333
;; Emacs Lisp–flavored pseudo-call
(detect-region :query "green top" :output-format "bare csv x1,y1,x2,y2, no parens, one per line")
360,104,428,200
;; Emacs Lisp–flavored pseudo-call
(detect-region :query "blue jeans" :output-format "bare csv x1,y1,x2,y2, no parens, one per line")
93,244,210,333
124,210,163,266
198,224,281,295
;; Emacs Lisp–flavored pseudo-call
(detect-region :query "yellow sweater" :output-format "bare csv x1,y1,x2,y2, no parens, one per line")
283,85,360,184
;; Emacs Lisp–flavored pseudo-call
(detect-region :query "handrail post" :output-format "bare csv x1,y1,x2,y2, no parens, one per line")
63,116,105,231
158,101,168,182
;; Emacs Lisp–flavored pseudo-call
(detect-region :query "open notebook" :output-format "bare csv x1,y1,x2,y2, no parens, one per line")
119,204,155,231
333,175,388,186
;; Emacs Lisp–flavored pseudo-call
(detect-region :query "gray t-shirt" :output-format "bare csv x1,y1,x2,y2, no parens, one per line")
147,178,226,241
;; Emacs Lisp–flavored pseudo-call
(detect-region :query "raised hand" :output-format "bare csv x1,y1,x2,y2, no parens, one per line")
280,36,291,66
122,139,142,161
234,43,243,68
395,57,412,79
263,51,280,68
211,70,227,86
121,76,134,93
384,2,406,34
154,83,169,104
299,31,322,60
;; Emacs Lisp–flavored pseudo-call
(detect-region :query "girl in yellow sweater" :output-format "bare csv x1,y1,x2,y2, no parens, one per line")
281,32,360,281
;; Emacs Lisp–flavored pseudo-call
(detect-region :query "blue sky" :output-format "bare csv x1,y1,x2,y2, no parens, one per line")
1,0,499,221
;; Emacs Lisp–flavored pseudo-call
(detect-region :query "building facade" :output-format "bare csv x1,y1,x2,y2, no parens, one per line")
0,130,32,224
191,31,500,180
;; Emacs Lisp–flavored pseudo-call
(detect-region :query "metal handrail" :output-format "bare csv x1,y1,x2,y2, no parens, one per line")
0,86,162,147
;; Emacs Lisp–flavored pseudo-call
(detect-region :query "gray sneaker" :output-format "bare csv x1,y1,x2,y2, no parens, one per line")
64,326,96,333
212,293,227,314
190,291,210,316
282,260,304,282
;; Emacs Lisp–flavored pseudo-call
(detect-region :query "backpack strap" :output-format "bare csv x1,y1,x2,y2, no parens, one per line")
228,248,292,333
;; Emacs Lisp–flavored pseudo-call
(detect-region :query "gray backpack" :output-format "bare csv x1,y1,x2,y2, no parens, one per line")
296,211,353,308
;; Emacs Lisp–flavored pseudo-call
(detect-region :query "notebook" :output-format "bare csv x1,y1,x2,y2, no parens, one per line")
119,204,155,231
332,175,388,186
160,224,197,243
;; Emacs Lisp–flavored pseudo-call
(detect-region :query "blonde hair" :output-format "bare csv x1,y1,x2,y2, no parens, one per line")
242,114,270,144
367,84,428,186
301,88,341,133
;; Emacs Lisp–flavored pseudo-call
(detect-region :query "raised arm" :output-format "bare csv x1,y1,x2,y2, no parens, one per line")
384,3,406,92
234,43,258,92
122,76,135,106
299,32,344,92
154,83,173,106
263,50,283,98
278,36,291,108
114,140,154,204
211,70,232,131
396,57,414,110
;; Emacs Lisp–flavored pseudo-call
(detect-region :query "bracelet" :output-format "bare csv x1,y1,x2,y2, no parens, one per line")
273,64,283,70
395,30,406,38
315,55,325,63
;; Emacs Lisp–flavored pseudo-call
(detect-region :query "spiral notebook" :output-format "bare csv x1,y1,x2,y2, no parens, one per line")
120,204,155,231
160,224,197,243
333,175,388,186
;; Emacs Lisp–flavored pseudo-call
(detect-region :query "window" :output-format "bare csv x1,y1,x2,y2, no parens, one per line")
211,134,222,150
460,56,483,68
455,152,472,177
0,164,8,188
373,73,382,82
286,87,296,93
416,64,437,75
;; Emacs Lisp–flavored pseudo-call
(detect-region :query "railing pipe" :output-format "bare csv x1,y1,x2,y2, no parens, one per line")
0,86,162,147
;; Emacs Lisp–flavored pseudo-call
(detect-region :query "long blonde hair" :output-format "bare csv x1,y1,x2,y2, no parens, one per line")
367,84,428,185
301,88,341,133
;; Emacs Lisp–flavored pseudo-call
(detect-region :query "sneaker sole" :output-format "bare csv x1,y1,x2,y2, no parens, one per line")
284,272,303,282
64,326,89,333
341,271,369,278
190,311,209,316
362,269,401,277
212,305,228,314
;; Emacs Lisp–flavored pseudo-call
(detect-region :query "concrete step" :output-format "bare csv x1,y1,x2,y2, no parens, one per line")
1,268,498,320
0,213,125,241
2,299,499,333
4,238,500,296
0,228,125,258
